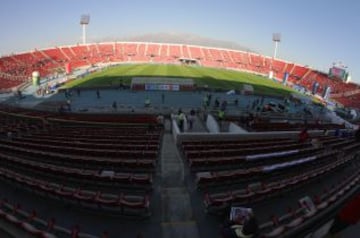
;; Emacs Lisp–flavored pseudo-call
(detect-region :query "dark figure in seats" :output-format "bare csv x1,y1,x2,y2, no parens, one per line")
214,98,220,108
177,109,185,132
298,128,309,143
234,98,239,106
112,101,117,111
188,109,196,130
221,213,259,238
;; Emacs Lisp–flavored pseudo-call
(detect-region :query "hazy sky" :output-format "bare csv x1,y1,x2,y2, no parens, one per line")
0,0,359,82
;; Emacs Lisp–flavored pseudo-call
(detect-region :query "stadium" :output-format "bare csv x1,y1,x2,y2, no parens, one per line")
1,3,360,238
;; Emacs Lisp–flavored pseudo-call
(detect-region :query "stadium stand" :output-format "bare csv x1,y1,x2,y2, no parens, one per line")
180,132,360,237
1,41,358,109
0,40,360,237
0,105,165,237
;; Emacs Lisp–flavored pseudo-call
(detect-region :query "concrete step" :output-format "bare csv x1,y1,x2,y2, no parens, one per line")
162,221,200,238
161,187,193,222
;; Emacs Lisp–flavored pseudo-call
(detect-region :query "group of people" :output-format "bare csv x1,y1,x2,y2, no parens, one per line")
176,108,196,132
36,84,53,97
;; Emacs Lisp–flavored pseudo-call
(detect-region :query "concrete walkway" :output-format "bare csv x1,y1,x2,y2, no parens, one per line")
160,126,200,238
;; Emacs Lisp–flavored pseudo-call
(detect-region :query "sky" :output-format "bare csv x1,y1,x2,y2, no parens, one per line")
0,0,359,82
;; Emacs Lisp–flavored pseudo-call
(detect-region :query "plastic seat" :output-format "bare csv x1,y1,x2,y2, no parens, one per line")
5,213,21,225
93,192,118,206
285,217,304,228
317,201,328,210
120,194,150,216
74,189,96,202
40,232,58,238
256,187,272,196
126,194,148,206
328,195,338,203
55,186,76,198
233,192,254,204
21,222,42,235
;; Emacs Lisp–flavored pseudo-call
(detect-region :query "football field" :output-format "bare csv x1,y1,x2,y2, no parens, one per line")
64,64,295,96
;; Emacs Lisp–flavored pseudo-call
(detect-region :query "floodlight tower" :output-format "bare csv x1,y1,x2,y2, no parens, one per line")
80,14,90,45
269,33,281,79
272,33,281,59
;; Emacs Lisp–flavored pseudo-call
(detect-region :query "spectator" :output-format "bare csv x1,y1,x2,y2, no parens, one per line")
247,113,255,127
221,213,259,238
77,88,80,96
298,128,309,143
66,99,71,112
335,128,341,137
156,114,164,127
214,98,220,108
112,101,117,111
188,109,196,130
323,129,329,136
177,109,185,132
203,95,209,109
208,93,212,104
311,138,322,148
218,110,225,128
144,97,151,107
221,100,228,111
96,89,100,99
234,98,239,106
17,90,23,99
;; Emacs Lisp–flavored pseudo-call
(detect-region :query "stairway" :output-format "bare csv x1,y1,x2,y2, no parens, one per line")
159,122,200,238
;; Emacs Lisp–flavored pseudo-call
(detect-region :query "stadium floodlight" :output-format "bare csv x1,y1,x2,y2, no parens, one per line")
272,33,281,59
268,33,281,79
80,14,90,44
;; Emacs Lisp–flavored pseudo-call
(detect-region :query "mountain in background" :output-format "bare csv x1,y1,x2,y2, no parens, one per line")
98,32,255,52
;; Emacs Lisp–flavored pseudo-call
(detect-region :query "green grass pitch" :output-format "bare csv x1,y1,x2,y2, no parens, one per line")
64,64,296,97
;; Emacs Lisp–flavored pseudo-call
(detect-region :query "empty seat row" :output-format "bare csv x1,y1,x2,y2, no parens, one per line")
23,134,160,145
0,153,152,189
259,169,360,237
0,168,151,217
13,137,159,151
0,139,159,159
188,147,323,171
181,138,290,146
0,198,106,238
204,151,356,212
196,150,339,188
182,138,295,151
185,142,312,159
0,143,155,171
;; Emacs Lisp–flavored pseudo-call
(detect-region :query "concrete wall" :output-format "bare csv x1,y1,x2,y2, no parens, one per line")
228,122,249,134
206,114,220,133
171,117,180,144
